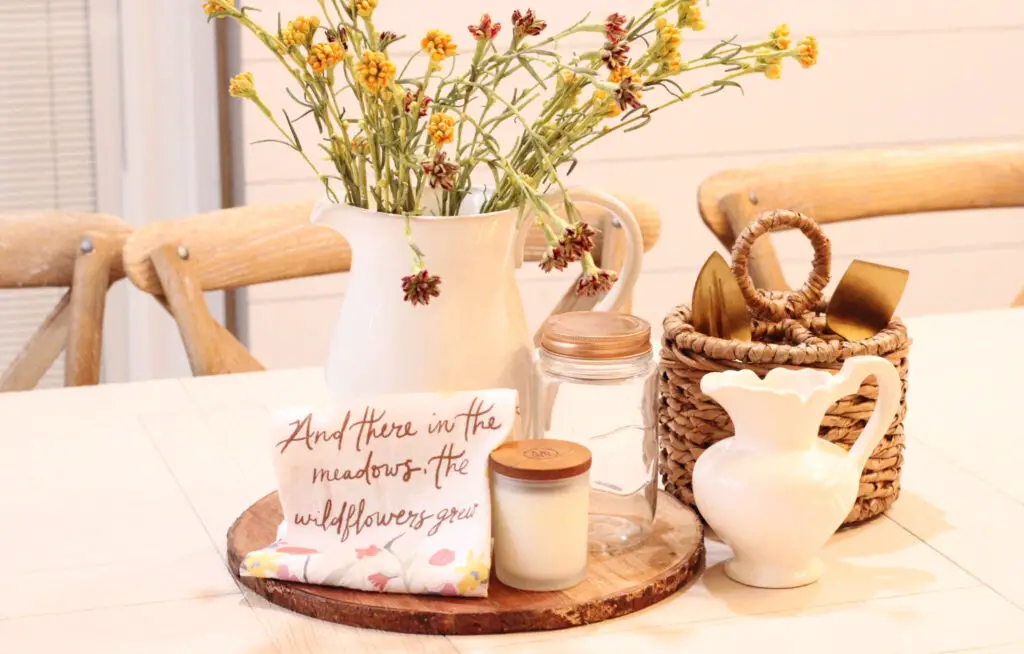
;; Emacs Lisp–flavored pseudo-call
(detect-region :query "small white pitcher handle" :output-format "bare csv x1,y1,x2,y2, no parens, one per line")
827,356,902,471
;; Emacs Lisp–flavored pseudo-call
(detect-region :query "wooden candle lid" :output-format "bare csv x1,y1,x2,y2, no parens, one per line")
490,439,592,481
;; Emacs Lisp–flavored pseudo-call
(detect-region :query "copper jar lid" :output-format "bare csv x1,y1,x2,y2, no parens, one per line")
490,439,592,481
539,311,652,360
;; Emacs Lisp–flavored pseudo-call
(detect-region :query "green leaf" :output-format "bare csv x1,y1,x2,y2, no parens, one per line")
654,78,687,101
518,56,549,89
623,113,652,133
702,80,744,96
621,106,646,120
251,138,297,149
701,35,739,59
515,200,528,228
486,161,504,194
285,88,313,109
282,109,302,149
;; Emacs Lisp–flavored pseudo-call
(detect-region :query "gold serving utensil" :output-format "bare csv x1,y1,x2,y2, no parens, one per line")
826,259,909,341
692,252,752,341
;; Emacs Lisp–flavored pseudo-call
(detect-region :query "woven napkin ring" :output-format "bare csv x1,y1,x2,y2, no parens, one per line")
730,209,833,323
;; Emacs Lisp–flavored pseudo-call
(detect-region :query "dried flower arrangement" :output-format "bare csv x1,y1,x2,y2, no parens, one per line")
204,0,818,304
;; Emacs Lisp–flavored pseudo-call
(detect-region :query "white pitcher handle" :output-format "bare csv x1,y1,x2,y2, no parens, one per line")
827,356,902,471
516,188,644,439
515,186,644,314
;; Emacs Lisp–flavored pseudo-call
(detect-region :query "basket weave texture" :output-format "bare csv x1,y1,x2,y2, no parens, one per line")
658,210,911,527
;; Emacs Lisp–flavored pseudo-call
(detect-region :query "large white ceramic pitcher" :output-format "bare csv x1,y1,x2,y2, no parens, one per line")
310,188,643,437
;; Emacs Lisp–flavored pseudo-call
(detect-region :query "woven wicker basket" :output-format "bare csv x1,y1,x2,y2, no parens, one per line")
658,210,911,527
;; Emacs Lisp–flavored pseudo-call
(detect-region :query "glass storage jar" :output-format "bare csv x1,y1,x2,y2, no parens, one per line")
490,439,592,592
535,311,658,554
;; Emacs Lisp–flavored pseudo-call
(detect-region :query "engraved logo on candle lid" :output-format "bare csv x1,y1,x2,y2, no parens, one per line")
523,447,559,460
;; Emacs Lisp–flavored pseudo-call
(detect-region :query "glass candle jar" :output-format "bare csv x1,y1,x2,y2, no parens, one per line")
535,312,658,554
490,439,592,592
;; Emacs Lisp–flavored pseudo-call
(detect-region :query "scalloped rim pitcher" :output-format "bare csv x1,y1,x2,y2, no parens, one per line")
693,356,902,589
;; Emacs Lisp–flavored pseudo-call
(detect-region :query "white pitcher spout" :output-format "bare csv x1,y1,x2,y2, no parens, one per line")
310,197,345,234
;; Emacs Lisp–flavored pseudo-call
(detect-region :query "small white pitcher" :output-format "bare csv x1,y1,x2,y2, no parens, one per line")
693,355,902,588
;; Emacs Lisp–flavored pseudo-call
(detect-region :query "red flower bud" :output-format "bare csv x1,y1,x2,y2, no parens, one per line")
469,14,502,40
512,9,546,38
605,13,628,43
402,270,442,306
403,91,432,117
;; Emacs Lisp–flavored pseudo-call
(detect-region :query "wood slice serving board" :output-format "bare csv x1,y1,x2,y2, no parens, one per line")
227,490,704,635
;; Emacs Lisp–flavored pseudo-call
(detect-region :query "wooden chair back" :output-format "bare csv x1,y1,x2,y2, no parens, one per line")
697,142,1024,305
0,212,132,391
122,195,661,377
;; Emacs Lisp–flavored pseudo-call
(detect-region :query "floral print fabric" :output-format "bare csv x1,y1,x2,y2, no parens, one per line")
239,389,517,597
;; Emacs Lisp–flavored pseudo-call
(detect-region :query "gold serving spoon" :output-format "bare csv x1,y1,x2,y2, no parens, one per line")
692,252,752,341
826,259,909,341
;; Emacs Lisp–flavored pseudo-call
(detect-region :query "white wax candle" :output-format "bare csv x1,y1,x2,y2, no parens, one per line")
491,472,590,592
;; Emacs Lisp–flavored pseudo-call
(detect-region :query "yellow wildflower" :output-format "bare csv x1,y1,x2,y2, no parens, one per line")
666,50,682,72
558,71,581,108
654,17,682,69
609,65,636,84
356,50,396,94
772,24,791,50
352,136,370,155
356,0,378,18
680,4,705,31
421,29,457,62
798,36,819,68
228,72,256,99
592,90,621,118
202,0,233,17
282,16,320,48
455,550,489,595
764,61,782,80
656,17,682,51
308,41,345,74
427,113,456,146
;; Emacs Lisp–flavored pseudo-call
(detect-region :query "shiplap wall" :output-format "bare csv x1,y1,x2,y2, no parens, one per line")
0,0,97,386
234,1,1024,369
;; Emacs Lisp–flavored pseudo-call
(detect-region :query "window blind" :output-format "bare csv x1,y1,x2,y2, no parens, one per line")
0,0,98,387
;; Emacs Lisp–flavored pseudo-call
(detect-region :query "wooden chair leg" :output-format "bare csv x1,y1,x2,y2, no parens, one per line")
0,292,72,392
65,238,114,386
150,244,263,376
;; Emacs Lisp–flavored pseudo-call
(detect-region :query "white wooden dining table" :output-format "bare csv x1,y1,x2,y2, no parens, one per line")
2,308,1024,654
